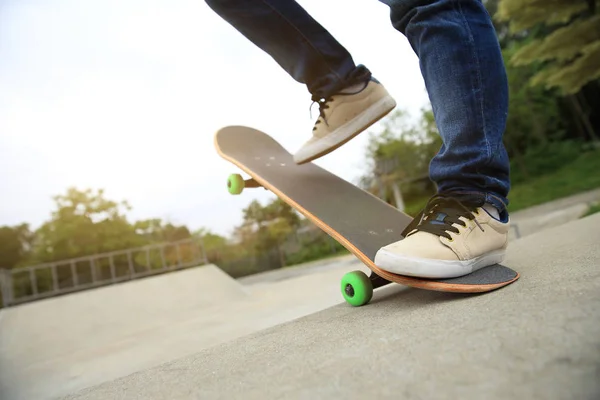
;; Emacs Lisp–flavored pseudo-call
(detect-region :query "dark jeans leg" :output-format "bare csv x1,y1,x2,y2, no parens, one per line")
205,0,371,101
383,0,510,211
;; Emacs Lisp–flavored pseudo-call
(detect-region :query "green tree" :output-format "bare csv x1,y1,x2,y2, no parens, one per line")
236,198,300,265
0,224,33,269
494,0,599,158
32,188,143,263
359,108,441,203
501,43,569,181
366,110,439,177
194,228,230,264
134,218,191,242
496,0,600,94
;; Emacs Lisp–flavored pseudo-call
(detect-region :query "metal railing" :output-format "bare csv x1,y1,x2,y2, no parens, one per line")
0,237,207,307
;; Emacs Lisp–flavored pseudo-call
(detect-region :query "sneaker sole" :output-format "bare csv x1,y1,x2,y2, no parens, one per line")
294,95,396,164
373,248,507,279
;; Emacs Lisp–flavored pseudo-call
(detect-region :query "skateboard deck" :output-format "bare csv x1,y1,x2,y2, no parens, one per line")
214,126,519,306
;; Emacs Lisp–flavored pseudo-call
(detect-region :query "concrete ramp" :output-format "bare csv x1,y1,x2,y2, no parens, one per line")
63,213,600,400
0,264,247,400
0,260,362,400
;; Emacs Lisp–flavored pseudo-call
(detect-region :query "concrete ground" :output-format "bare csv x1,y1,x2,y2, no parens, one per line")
508,188,600,239
509,188,600,221
0,265,247,399
1,191,599,400
61,212,600,400
0,256,368,400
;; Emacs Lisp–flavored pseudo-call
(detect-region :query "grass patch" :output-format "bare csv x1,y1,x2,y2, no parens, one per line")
401,148,600,215
582,203,600,218
507,148,600,212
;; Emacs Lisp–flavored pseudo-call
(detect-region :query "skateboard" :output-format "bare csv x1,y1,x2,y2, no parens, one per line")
214,126,519,307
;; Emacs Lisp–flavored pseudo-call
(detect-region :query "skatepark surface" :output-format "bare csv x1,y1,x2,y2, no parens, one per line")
1,200,599,399
63,213,600,400
0,256,370,400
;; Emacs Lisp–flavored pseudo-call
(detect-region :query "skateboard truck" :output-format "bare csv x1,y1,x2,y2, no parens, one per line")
227,173,265,195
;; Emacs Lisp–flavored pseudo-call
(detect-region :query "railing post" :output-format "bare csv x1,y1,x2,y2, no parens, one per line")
70,261,78,287
29,268,38,296
51,264,59,292
390,181,405,212
127,250,135,277
175,242,182,268
109,254,116,282
90,258,97,284
198,237,208,265
159,245,166,270
0,268,14,307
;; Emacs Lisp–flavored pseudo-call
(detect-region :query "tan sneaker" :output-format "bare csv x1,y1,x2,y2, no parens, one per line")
293,78,396,164
374,194,510,279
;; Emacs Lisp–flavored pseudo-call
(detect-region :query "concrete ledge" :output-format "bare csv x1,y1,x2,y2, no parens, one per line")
64,213,600,400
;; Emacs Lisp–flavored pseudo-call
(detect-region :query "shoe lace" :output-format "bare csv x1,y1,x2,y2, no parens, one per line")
309,97,333,131
402,193,486,240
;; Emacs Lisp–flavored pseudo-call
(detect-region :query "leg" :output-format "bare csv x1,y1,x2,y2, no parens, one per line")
374,0,511,279
205,0,369,101
385,0,510,211
205,0,396,163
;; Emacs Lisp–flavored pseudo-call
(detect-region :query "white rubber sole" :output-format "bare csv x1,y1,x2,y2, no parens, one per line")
293,95,396,164
373,248,507,279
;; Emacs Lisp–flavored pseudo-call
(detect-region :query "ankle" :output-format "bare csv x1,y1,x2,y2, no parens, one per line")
482,203,509,222
482,203,500,219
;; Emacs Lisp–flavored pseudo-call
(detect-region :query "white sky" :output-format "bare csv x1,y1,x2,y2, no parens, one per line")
0,0,429,237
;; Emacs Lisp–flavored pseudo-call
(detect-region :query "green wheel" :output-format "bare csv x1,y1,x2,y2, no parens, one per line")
341,270,373,307
227,174,245,195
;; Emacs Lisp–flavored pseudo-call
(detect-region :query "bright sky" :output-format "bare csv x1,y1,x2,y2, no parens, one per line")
0,0,429,237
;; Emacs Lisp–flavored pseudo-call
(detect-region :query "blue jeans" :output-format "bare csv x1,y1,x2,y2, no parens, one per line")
205,0,510,212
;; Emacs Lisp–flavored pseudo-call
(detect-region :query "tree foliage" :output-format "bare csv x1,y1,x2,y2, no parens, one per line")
501,44,568,180
134,219,191,243
496,0,600,94
0,224,33,269
0,185,315,288
235,198,301,265
0,188,194,269
32,188,143,263
362,108,441,182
